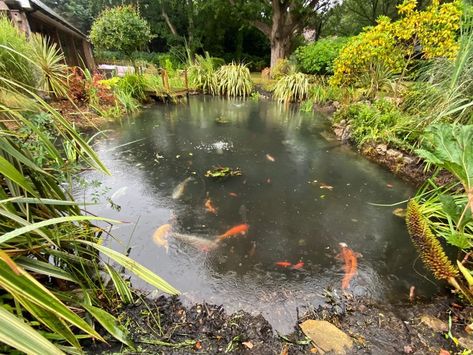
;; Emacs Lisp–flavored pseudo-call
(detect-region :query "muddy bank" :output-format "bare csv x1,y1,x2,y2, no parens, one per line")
86,292,472,354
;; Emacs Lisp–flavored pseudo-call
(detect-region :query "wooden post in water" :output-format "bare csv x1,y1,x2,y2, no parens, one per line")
184,68,189,99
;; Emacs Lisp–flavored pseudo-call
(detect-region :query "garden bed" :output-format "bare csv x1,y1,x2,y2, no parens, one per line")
86,293,472,354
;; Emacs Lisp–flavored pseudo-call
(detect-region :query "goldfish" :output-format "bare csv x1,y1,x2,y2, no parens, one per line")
216,224,249,242
152,224,172,253
172,177,194,199
204,198,218,215
266,154,276,162
338,242,358,289
275,261,292,267
291,261,305,270
172,232,219,252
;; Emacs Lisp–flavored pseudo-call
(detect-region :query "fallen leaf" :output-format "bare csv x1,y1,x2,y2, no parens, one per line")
320,183,334,190
310,347,318,353
393,208,406,218
194,340,202,350
280,345,289,355
439,349,450,355
403,344,413,353
266,154,275,162
242,341,253,349
420,315,448,332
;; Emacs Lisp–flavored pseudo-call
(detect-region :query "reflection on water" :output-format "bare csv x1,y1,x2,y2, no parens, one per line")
77,96,439,333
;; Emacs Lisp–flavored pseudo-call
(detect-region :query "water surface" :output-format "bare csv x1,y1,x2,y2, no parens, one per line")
77,97,438,332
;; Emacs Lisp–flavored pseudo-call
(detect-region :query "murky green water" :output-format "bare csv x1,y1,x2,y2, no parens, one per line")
77,96,438,332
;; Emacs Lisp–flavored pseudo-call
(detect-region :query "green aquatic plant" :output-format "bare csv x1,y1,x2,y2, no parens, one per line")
215,63,253,98
273,73,309,103
205,167,242,178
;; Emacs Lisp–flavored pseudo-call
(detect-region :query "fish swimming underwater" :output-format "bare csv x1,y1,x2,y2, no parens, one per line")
172,177,194,199
338,242,359,289
291,261,305,270
216,224,249,243
172,232,219,252
275,261,292,267
204,198,218,215
152,224,172,253
265,154,276,162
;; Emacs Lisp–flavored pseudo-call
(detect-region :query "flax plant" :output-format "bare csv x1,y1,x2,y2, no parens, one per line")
0,38,178,353
273,73,309,103
215,63,253,98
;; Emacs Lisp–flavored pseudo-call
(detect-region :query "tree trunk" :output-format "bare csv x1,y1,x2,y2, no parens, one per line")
270,36,291,68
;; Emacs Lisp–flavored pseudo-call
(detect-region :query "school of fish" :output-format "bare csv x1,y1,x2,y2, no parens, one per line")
154,156,359,291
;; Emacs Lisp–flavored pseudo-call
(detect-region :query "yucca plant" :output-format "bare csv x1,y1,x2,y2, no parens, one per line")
273,72,309,103
29,33,68,97
0,39,178,353
215,62,253,98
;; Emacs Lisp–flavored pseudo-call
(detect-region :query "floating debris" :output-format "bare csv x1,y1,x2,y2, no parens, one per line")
320,183,334,190
205,167,242,179
215,116,230,124
393,208,406,218
266,154,276,162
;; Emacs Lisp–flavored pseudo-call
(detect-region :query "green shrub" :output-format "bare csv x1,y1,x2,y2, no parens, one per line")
271,58,295,79
333,99,413,147
215,63,253,97
0,17,35,87
273,73,309,103
90,5,153,57
295,37,349,75
116,73,147,101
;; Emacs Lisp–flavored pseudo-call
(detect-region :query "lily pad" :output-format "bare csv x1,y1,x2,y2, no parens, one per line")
205,167,242,178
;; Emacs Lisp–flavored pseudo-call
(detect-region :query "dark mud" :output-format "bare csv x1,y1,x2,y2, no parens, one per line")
87,292,472,354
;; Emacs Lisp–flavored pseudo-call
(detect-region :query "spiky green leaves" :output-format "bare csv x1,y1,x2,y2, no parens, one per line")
406,199,459,280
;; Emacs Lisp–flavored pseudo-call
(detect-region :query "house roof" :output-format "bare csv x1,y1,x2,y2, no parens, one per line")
5,0,87,39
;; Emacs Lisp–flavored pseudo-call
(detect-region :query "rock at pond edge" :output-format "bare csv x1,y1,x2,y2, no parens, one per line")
300,319,353,354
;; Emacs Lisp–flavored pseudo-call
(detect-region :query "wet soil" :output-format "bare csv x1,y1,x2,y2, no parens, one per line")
87,292,472,354
50,100,115,131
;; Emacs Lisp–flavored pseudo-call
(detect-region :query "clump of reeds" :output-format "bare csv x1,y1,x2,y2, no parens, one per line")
214,63,253,98
273,72,309,103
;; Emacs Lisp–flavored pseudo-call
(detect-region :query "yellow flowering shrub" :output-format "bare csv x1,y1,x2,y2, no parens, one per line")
331,0,461,86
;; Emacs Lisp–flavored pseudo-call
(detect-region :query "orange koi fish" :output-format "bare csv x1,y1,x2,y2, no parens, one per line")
216,224,249,242
275,261,292,267
204,198,218,215
152,224,172,253
291,261,305,270
266,154,276,162
229,192,238,197
338,242,358,289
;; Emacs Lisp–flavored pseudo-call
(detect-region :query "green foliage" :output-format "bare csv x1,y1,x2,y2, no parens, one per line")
416,124,473,198
188,53,217,94
0,42,177,353
295,37,349,75
90,5,154,57
214,63,253,98
0,16,35,87
116,74,147,102
408,28,473,126
331,0,462,86
271,58,295,79
333,99,412,147
273,73,309,103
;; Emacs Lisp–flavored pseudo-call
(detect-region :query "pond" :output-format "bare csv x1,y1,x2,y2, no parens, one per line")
77,96,439,333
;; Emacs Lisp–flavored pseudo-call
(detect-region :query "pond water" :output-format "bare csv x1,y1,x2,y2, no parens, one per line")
77,96,439,333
